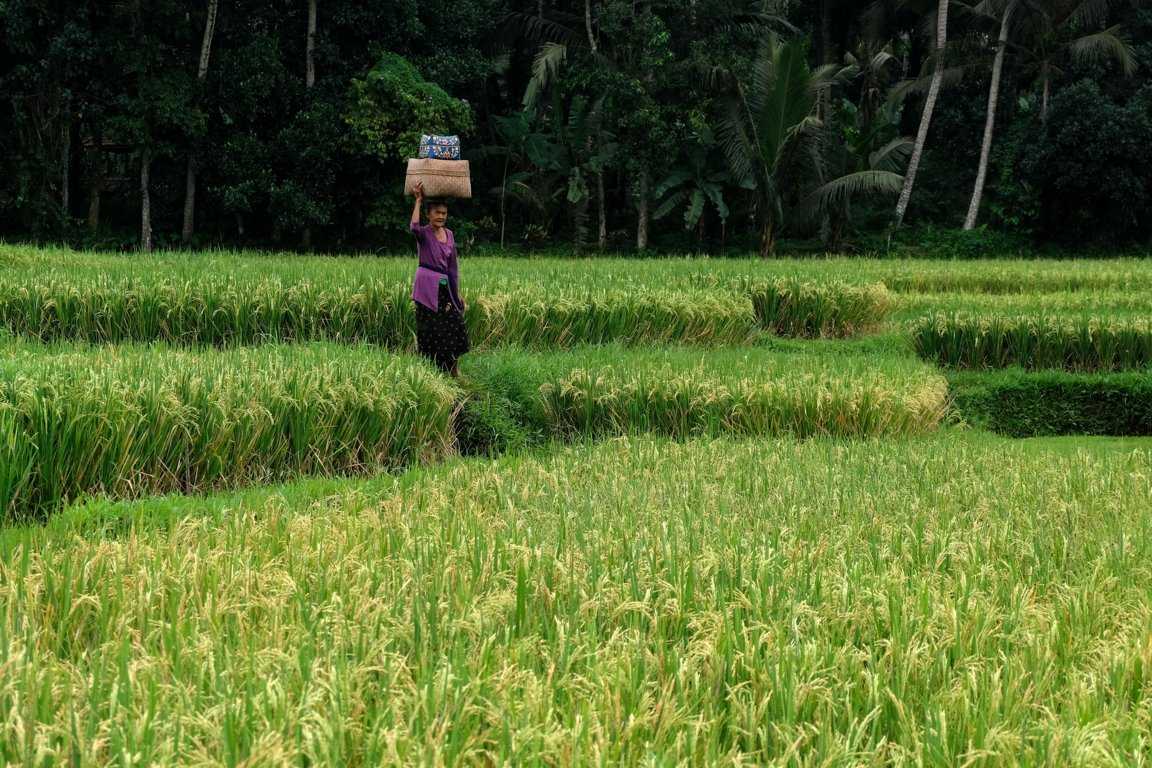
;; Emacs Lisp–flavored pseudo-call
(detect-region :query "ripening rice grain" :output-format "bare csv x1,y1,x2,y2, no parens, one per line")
913,313,1152,371
0,342,458,521
2,433,1151,765
0,270,756,349
739,278,893,337
463,344,947,439
470,288,757,348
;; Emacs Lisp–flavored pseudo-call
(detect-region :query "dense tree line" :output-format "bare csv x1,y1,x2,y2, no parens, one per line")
2,0,1148,254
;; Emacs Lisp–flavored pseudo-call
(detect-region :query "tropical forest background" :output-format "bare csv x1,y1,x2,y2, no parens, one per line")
2,0,1149,256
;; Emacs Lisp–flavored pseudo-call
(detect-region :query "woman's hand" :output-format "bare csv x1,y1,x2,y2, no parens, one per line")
410,181,424,227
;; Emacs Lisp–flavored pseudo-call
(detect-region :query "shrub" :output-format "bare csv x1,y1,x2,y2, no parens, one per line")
951,370,1152,436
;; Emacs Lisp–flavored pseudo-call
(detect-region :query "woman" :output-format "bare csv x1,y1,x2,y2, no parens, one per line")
410,180,470,377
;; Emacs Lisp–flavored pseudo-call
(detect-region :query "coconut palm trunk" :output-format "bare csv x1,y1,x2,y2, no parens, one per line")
964,0,1016,230
140,147,153,252
637,169,650,251
597,171,606,250
894,0,949,229
182,0,219,245
306,0,317,88
302,0,317,249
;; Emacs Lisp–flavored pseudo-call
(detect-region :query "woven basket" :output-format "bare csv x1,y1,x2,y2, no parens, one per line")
404,158,472,199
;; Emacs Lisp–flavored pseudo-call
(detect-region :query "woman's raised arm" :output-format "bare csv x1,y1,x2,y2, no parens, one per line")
410,180,425,230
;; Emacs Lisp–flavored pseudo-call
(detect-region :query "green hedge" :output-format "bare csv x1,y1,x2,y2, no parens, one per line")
951,370,1152,436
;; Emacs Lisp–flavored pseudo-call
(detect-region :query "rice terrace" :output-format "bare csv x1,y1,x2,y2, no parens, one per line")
3,0,1152,765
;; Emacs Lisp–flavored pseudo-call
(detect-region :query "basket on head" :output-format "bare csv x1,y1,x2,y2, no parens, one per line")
405,158,472,199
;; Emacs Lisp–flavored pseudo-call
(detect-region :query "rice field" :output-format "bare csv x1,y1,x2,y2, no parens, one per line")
913,315,1152,371
0,342,457,521
463,345,946,440
1,242,1151,766
3,435,1152,764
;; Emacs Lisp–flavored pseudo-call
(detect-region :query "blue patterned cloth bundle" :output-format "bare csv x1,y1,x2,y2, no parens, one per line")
418,135,462,160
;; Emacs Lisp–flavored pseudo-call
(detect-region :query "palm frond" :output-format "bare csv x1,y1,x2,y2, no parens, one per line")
1070,26,1137,76
714,12,799,38
760,40,819,165
870,49,898,71
889,66,967,102
869,138,914,172
523,43,568,111
1067,0,1117,28
714,94,758,188
799,170,905,222
748,36,779,119
499,12,584,46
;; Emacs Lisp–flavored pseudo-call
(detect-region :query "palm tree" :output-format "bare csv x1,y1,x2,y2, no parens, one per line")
805,90,912,250
963,0,1135,229
1019,1,1136,122
181,0,219,245
894,0,951,229
714,34,840,257
963,0,1019,230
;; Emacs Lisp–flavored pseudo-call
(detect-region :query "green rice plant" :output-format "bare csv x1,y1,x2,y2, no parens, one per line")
463,345,947,439
738,277,892,337
875,261,1152,294
914,313,1152,371
469,288,757,347
0,273,418,346
0,268,756,349
894,290,1152,325
9,244,1152,300
3,433,1152,764
0,343,458,521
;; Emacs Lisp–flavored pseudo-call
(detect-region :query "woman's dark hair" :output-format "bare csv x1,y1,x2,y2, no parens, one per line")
423,198,449,214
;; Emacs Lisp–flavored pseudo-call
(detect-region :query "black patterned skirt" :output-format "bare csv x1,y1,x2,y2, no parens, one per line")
415,282,470,373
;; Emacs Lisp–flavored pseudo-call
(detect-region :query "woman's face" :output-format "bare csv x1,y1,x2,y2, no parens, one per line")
427,205,449,228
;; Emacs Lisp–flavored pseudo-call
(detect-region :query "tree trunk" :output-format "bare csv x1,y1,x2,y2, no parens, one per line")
964,0,1015,230
817,0,834,120
141,147,153,252
597,171,606,250
88,181,101,231
585,0,597,54
183,0,219,245
86,133,102,231
183,163,198,245
306,0,317,88
1041,73,1050,123
894,0,949,229
197,0,218,79
636,168,649,251
61,121,71,215
302,0,318,248
500,152,510,249
760,218,774,258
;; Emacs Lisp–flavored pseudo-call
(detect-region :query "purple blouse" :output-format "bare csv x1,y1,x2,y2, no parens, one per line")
410,222,463,313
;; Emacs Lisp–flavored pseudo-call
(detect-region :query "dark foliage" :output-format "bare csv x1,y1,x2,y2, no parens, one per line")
951,370,1152,436
1,0,1148,252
